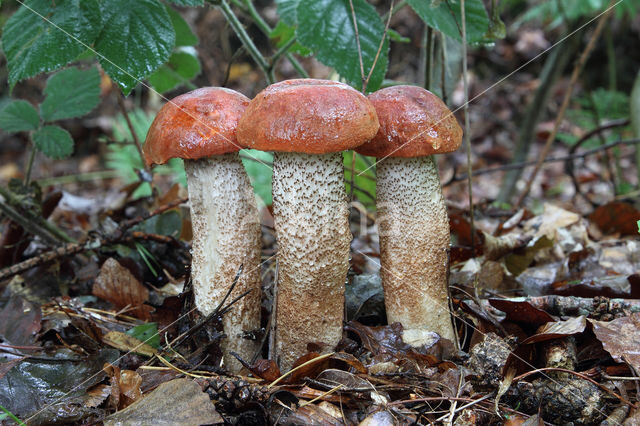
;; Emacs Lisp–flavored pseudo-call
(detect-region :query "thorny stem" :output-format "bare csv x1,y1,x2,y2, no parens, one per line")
212,0,273,84
460,0,475,256
514,1,615,208
116,92,151,176
24,144,36,186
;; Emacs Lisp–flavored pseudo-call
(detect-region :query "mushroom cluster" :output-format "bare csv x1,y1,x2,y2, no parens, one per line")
143,81,461,374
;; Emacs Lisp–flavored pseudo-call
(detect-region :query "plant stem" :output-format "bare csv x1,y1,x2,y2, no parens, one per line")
423,26,433,90
116,92,150,176
23,144,36,186
213,0,273,84
241,0,309,78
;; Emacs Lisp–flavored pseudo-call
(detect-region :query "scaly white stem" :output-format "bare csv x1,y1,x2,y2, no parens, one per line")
376,155,456,343
272,152,350,371
185,153,262,372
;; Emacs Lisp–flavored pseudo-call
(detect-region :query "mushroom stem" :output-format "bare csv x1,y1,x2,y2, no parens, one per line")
185,152,262,372
376,155,456,343
272,152,350,371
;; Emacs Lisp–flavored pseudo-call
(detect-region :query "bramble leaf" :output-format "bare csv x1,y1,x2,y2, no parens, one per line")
40,67,101,121
1,0,102,85
148,49,201,93
0,101,40,133
33,125,74,159
95,0,175,95
296,0,388,92
407,0,490,44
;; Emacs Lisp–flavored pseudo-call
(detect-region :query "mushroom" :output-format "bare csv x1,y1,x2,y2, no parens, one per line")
143,87,261,373
356,85,462,344
237,79,379,371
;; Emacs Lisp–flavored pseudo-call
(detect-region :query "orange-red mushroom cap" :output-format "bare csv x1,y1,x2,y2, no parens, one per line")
143,87,249,166
356,85,462,158
237,79,379,154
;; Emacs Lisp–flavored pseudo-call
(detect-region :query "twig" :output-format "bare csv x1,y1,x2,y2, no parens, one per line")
0,197,188,281
348,0,366,92
116,92,151,176
514,2,615,208
362,0,394,92
212,0,273,84
460,0,476,259
445,137,640,185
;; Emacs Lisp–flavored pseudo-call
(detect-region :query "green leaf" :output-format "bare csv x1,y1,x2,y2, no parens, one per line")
344,152,376,206
241,149,273,206
270,21,312,56
40,67,101,122
275,0,299,26
296,0,389,92
165,0,204,5
167,7,198,46
148,49,201,93
2,0,102,85
126,323,160,349
407,0,490,44
32,125,74,159
95,0,175,95
0,101,40,133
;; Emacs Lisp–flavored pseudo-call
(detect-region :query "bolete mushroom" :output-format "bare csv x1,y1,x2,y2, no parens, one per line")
356,85,462,344
237,79,379,371
143,87,261,373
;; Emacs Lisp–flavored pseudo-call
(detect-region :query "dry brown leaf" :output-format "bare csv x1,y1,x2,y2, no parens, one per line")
589,202,640,236
103,331,157,357
521,316,586,344
85,384,111,408
92,258,152,320
103,378,223,425
590,313,640,373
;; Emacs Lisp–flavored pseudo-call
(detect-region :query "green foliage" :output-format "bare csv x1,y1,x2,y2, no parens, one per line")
148,49,201,93
344,152,376,206
241,150,274,206
275,0,299,26
32,126,74,159
166,0,204,5
2,0,102,86
126,323,160,348
0,100,40,132
168,7,199,46
296,0,388,91
515,0,640,28
96,0,175,95
270,22,312,57
40,67,100,121
407,0,492,44
135,211,183,238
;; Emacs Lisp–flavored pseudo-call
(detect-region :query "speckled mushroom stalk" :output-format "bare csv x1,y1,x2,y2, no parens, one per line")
357,85,462,345
237,79,379,371
143,88,261,373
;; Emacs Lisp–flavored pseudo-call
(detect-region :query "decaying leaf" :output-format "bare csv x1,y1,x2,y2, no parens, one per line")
92,258,152,320
588,202,640,236
103,378,223,425
521,316,586,344
0,296,41,346
590,313,640,373
103,330,158,357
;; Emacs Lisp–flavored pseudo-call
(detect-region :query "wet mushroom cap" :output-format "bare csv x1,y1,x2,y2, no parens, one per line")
143,87,249,166
356,85,462,158
237,79,379,153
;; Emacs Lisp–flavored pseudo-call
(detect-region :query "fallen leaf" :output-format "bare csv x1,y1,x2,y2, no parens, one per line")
488,299,555,327
590,313,640,373
589,202,640,236
521,316,587,344
103,331,157,357
104,378,223,425
247,358,281,382
0,297,41,346
92,258,152,320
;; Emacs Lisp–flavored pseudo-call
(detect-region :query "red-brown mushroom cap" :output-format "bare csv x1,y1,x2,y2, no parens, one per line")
237,79,379,154
143,87,249,166
356,85,462,158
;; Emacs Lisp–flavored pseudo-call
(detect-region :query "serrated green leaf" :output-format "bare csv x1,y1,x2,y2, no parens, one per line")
40,67,100,122
0,100,40,133
148,49,201,93
2,0,102,85
270,21,312,56
167,7,198,46
165,0,204,5
126,323,160,349
33,125,74,159
95,0,175,95
296,0,389,92
407,0,490,44
275,0,299,26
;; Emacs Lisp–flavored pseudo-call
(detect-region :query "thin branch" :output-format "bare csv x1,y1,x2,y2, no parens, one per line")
363,0,394,92
514,2,615,207
116,92,151,176
348,0,366,92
